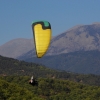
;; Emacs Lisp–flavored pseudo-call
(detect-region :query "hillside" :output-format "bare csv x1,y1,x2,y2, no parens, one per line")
0,78,39,100
1,23,100,58
1,55,100,99
19,50,100,75
0,55,56,76
0,76,100,100
1,55,100,86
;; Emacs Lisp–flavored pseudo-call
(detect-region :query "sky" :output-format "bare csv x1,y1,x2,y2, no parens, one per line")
0,0,100,45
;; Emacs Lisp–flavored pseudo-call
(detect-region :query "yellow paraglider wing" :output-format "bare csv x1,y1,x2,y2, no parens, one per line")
32,21,52,58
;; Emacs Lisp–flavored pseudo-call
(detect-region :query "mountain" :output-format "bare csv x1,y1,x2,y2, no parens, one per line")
1,23,100,58
48,23,100,55
1,55,100,86
18,22,100,58
0,38,35,58
19,50,100,75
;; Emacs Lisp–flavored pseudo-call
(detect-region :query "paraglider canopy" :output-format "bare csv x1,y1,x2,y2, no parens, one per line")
32,21,52,58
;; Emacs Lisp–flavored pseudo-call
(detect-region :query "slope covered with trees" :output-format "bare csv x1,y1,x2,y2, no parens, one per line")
0,76,100,100
0,55,100,99
1,55,100,86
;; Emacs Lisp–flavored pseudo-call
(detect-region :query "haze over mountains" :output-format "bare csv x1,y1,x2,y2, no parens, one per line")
0,22,100,59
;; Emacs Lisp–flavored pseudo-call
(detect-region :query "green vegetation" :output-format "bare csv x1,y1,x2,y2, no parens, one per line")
1,55,100,86
0,55,100,99
0,76,100,100
0,56,100,86
0,78,43,100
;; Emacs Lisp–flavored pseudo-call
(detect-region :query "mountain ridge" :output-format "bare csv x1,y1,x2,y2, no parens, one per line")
0,23,100,58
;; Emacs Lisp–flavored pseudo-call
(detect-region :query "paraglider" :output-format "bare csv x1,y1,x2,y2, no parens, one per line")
32,21,52,58
29,76,38,86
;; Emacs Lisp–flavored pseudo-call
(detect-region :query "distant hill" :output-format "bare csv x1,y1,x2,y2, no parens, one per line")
19,50,100,75
1,23,100,58
0,38,35,58
0,55,56,76
1,55,100,86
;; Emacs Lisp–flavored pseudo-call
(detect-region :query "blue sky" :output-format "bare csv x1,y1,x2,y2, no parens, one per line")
0,0,100,45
